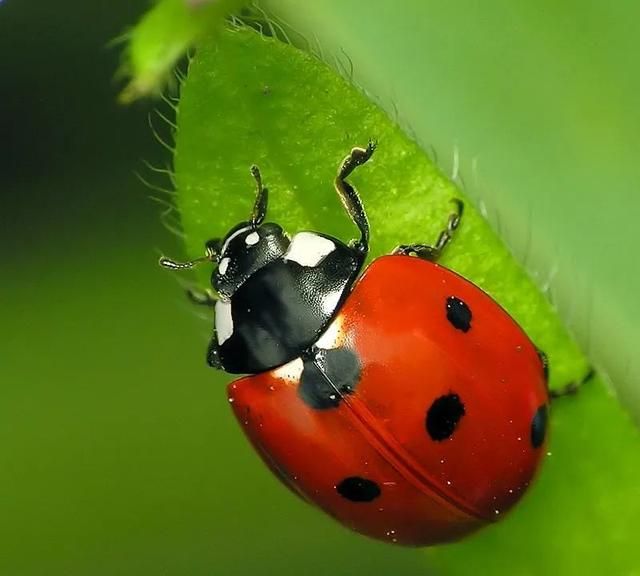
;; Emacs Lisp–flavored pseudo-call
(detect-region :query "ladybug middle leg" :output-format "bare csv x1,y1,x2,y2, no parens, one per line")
536,345,595,400
393,199,464,262
549,367,596,399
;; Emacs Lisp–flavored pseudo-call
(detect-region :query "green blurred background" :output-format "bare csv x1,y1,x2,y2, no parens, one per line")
263,0,640,416
2,1,639,575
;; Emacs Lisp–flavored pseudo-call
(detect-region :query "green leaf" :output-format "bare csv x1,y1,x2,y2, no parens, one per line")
117,0,245,103
172,25,640,574
262,0,640,419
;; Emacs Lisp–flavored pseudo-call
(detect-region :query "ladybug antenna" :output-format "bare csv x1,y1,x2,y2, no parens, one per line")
159,255,209,270
159,241,218,271
250,165,268,227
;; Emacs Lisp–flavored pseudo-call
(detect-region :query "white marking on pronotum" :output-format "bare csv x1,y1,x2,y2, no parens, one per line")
218,257,230,276
220,225,252,255
315,314,344,349
321,289,342,316
272,357,304,383
215,300,234,345
284,232,335,267
245,231,260,246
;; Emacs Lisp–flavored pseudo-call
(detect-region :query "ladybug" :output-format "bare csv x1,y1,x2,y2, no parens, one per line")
160,142,551,546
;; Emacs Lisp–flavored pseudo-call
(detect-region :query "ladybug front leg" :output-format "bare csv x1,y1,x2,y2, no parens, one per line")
334,140,376,255
186,287,217,307
206,336,223,369
181,287,224,369
393,199,464,262
183,288,224,369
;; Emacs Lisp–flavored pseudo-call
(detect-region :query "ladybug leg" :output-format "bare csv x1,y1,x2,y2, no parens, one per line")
536,346,595,400
335,140,376,255
393,199,464,262
206,337,223,369
249,165,269,226
550,367,596,400
536,348,549,382
182,288,223,369
186,287,218,307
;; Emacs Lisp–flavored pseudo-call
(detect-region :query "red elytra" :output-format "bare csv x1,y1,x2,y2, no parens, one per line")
228,255,549,546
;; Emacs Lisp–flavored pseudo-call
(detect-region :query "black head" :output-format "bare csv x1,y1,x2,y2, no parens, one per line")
211,166,291,298
211,220,290,298
159,166,290,298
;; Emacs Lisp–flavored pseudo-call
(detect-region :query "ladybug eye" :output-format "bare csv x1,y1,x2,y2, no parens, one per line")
205,238,221,259
426,393,466,441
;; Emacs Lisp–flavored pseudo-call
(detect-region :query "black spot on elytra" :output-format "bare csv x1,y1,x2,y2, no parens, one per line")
446,296,472,332
426,394,466,441
336,476,381,502
536,348,549,382
531,405,548,448
298,346,361,409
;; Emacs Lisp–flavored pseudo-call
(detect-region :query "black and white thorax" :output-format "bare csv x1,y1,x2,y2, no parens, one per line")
213,224,364,374
160,142,377,376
